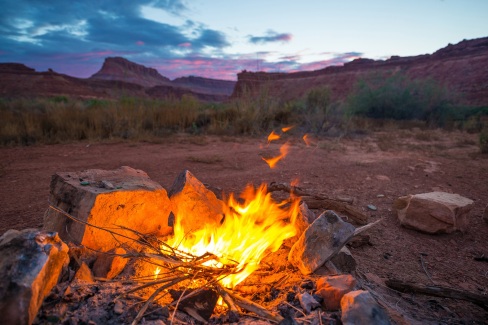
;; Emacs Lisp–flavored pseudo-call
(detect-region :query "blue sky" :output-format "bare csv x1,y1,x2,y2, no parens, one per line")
1,0,487,80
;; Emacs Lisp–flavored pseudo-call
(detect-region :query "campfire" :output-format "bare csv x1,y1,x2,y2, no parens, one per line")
1,132,393,325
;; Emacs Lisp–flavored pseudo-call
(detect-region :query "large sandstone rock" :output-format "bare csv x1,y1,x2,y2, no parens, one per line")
44,166,172,251
0,229,69,325
340,290,390,325
168,170,224,235
316,275,356,311
288,210,356,275
394,192,474,234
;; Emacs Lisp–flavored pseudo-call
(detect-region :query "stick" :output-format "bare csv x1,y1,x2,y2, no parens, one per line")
220,287,284,323
267,182,368,224
419,254,435,284
353,218,382,237
385,279,488,309
215,285,238,312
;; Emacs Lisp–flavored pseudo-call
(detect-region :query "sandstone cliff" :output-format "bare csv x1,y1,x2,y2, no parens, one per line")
233,37,488,106
90,57,171,88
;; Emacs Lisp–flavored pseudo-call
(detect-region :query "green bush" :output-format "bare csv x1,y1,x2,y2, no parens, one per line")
346,72,457,127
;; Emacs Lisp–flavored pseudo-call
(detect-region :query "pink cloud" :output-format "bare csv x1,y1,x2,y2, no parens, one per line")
136,41,145,46
178,42,192,48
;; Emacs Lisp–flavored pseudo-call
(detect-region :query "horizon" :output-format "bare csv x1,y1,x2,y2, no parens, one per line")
1,1,488,81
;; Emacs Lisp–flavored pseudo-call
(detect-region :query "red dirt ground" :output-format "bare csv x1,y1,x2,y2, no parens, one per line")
1,130,487,324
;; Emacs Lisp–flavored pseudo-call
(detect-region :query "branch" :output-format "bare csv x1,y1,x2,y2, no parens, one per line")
385,279,488,310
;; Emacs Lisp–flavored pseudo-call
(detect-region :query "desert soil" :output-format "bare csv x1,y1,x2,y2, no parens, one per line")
0,129,487,324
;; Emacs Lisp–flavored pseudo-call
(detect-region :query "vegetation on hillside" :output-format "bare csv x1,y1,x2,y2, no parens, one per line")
1,72,487,152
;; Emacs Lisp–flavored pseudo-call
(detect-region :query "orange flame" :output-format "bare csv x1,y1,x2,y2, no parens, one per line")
281,125,295,133
163,184,300,288
262,142,290,169
267,131,281,144
302,134,314,147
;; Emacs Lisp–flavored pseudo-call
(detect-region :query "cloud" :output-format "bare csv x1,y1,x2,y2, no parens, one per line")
248,30,293,44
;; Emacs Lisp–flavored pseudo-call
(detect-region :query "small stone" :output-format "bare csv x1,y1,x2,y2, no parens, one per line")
92,247,128,279
101,180,115,189
80,181,90,186
367,204,377,211
330,247,357,273
73,262,94,283
113,300,124,315
316,274,357,311
377,194,385,198
297,292,321,314
340,290,390,325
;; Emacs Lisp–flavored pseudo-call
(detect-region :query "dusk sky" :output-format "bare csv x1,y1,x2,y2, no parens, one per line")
1,0,487,80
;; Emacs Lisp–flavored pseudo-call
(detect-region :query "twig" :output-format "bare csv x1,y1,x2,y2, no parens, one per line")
283,301,306,318
220,287,284,323
132,276,188,325
419,254,435,284
353,218,382,237
214,284,238,312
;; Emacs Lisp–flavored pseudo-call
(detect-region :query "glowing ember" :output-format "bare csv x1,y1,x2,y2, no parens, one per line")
302,134,312,147
281,125,295,133
163,184,300,288
262,142,290,169
267,131,281,144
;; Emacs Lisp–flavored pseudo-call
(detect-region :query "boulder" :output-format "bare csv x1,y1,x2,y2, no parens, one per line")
0,229,69,325
92,247,128,279
340,290,390,325
43,166,173,251
316,274,356,311
168,170,224,234
288,210,356,275
394,192,474,234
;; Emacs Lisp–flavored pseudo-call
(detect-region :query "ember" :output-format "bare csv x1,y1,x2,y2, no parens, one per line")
163,183,301,288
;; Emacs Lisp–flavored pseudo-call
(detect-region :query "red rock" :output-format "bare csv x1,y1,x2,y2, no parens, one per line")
168,170,224,235
340,290,390,325
0,229,69,325
74,262,94,283
394,191,474,234
43,166,173,252
316,274,357,311
233,37,488,107
92,247,128,279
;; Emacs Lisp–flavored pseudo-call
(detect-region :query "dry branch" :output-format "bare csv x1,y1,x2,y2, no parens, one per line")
219,286,284,323
385,279,488,309
267,182,368,224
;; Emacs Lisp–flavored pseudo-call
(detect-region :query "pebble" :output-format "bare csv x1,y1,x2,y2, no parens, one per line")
113,300,124,315
367,204,377,211
376,194,385,198
80,181,90,186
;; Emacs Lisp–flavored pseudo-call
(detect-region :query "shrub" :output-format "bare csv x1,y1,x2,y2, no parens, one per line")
346,72,457,127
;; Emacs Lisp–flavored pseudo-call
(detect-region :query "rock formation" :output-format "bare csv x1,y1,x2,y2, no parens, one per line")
233,37,488,107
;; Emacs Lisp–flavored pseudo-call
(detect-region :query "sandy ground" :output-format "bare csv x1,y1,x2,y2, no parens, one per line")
1,130,487,323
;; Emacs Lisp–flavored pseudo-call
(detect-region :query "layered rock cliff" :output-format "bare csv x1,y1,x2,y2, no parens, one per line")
90,57,171,88
233,37,488,106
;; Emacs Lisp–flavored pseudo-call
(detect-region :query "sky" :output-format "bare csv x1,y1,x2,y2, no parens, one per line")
1,0,487,81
